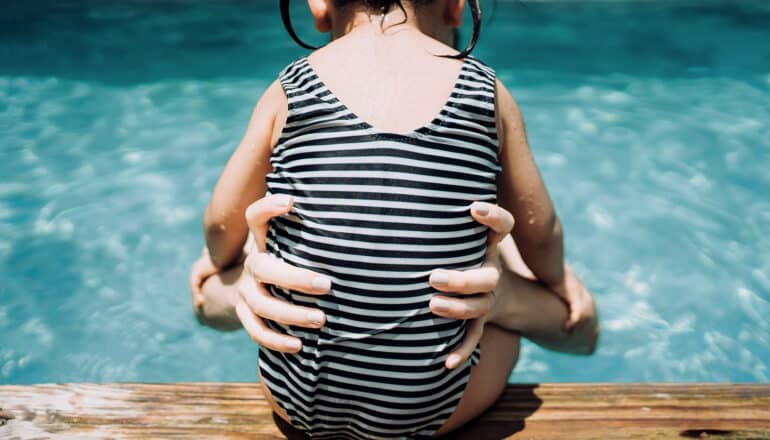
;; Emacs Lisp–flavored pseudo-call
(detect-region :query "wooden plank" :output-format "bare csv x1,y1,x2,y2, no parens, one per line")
0,383,768,439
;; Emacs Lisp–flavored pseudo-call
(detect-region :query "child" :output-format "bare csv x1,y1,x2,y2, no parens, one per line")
203,0,567,437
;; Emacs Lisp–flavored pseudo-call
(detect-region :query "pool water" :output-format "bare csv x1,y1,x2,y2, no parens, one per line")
1,0,769,384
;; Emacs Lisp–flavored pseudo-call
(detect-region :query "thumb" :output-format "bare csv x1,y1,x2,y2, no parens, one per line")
245,194,293,252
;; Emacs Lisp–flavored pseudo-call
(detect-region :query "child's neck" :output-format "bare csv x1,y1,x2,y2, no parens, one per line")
329,4,451,46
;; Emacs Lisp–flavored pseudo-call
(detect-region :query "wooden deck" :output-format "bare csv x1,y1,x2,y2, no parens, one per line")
1,383,768,439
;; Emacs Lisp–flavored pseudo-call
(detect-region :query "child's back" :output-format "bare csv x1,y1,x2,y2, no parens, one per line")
259,14,500,439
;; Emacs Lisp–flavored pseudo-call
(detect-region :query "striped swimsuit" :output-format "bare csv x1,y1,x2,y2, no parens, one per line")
259,55,500,439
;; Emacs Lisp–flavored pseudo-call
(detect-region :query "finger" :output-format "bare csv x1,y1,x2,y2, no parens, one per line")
562,264,584,332
429,292,492,320
429,266,499,295
469,202,515,246
245,252,331,295
445,319,484,369
239,274,326,328
245,194,293,252
235,299,303,353
564,295,582,332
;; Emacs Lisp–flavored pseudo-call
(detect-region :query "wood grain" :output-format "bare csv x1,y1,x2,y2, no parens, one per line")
1,383,768,439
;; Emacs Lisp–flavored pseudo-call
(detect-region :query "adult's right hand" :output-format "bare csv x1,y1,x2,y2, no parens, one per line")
234,194,332,353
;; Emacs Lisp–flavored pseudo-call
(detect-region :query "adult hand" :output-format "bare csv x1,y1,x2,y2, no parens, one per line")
234,194,331,353
427,202,515,369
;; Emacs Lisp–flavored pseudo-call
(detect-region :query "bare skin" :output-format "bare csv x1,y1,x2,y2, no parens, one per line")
195,0,600,436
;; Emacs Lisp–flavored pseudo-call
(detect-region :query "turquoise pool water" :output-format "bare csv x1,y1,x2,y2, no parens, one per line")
1,0,769,384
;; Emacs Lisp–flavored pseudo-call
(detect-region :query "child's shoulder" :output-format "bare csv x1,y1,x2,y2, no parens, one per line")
275,56,310,85
464,54,496,78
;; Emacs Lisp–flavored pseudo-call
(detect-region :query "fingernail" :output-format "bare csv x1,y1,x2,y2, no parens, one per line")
286,339,302,351
431,271,449,286
312,276,331,291
273,194,291,207
307,310,325,325
431,297,450,312
446,354,461,369
474,205,489,216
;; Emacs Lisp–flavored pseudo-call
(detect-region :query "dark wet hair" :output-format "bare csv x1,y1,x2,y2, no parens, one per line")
279,0,481,59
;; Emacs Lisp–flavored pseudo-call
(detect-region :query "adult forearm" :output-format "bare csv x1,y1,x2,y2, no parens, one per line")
490,265,599,355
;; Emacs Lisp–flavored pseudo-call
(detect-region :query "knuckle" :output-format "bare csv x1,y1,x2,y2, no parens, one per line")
264,334,283,351
455,301,470,317
274,308,295,325
452,275,468,292
245,202,261,223
249,253,268,278
236,279,248,300
244,253,258,274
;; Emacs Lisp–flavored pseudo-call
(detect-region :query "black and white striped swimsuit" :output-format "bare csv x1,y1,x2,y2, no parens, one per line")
259,55,500,439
